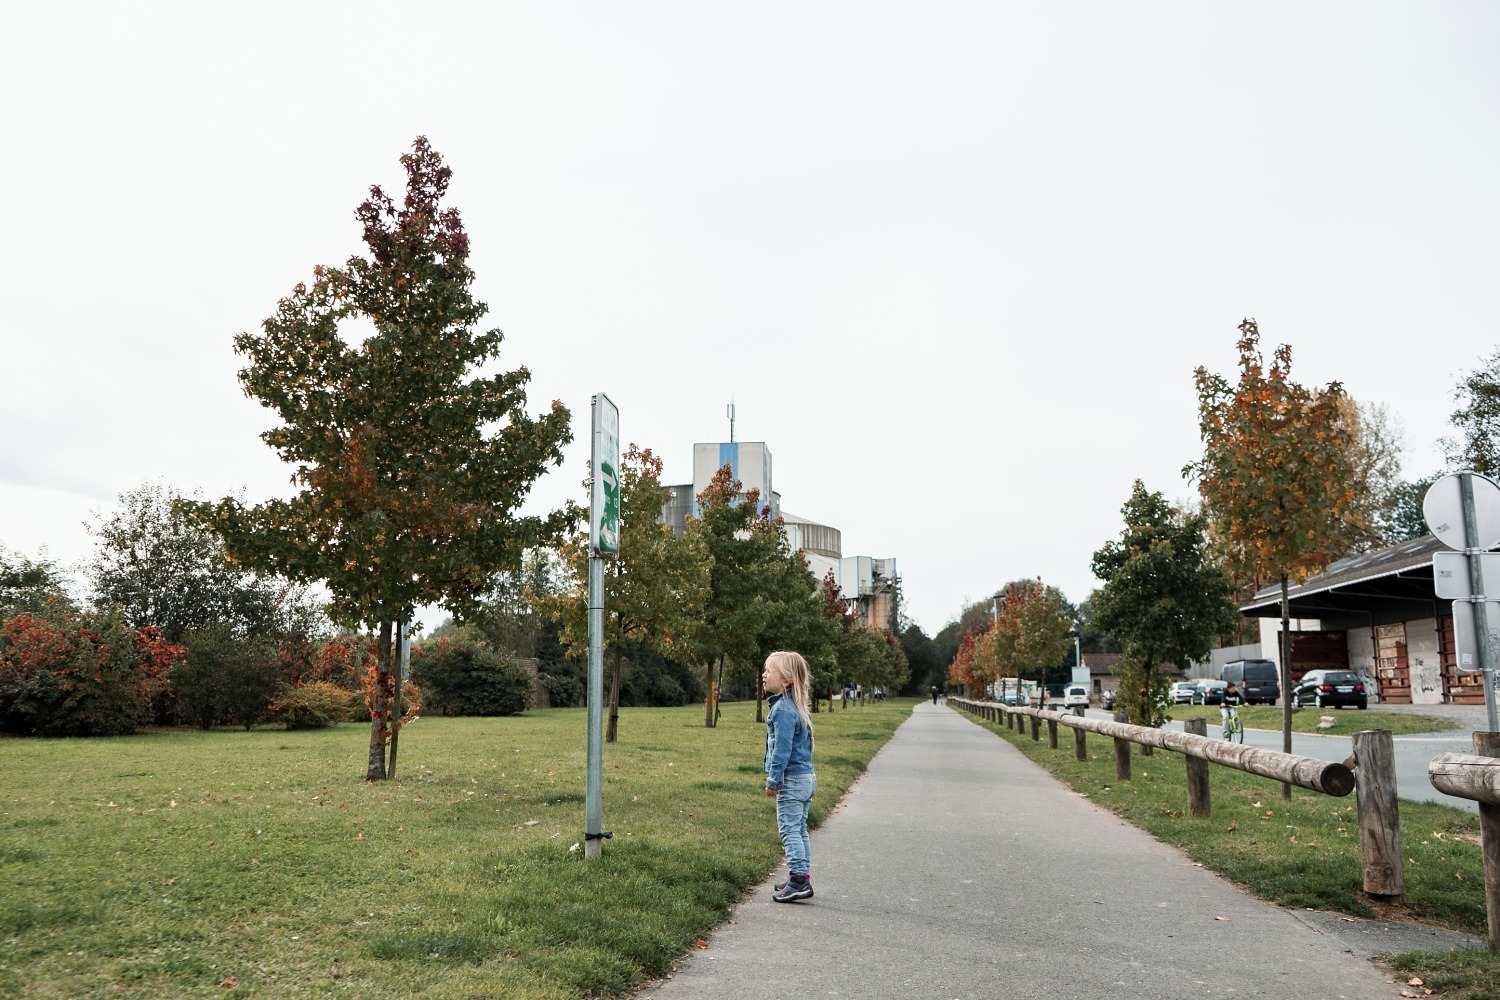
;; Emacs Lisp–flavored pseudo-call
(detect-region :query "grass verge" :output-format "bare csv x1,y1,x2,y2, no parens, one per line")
0,699,914,999
961,706,1498,996
1172,704,1461,736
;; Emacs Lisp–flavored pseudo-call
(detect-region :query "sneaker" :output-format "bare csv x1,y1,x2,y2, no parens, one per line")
772,875,813,903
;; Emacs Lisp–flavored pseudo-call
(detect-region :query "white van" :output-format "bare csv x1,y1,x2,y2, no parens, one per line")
1063,685,1090,708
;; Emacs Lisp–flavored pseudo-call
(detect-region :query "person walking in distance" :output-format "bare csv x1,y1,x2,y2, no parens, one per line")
763,651,816,902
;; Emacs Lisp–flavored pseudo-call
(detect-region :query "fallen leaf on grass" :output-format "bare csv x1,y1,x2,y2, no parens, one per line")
220,977,237,988
161,879,176,886
1407,978,1426,987
693,939,708,949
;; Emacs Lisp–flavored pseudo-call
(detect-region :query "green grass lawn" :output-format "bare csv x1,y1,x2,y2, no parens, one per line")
1221,704,1461,736
0,699,915,999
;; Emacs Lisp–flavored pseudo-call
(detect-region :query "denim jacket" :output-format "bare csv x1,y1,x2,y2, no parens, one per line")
764,693,813,790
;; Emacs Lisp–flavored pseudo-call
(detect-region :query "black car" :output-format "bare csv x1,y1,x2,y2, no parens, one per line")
1191,680,1228,705
1290,669,1368,710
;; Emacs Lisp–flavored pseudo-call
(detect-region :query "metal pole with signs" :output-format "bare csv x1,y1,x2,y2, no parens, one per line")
585,393,620,859
1424,471,1500,734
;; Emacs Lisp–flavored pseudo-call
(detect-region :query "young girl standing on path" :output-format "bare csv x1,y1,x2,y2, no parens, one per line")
762,651,816,903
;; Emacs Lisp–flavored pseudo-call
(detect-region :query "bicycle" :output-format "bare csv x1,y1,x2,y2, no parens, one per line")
1221,705,1244,743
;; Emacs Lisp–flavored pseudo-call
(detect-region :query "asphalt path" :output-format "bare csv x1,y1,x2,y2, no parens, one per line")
1138,703,1487,814
641,701,1409,1000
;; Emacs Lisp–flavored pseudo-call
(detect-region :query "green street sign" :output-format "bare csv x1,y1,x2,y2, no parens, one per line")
591,393,620,555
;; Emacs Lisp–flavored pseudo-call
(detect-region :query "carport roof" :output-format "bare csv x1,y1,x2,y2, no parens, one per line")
1240,534,1446,617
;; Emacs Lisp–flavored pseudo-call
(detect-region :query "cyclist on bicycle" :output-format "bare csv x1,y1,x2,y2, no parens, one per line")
1221,681,1243,739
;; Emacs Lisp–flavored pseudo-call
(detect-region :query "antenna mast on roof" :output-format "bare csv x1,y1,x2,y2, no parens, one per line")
727,401,736,443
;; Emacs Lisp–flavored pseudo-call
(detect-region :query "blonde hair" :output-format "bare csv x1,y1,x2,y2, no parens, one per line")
766,650,814,738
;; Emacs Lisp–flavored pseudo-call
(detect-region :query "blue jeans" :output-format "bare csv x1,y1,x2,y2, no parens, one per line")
775,772,816,877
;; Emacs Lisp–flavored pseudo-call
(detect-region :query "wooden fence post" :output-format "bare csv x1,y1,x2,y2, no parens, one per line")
1030,713,1040,741
1352,729,1404,898
1184,718,1210,817
1476,731,1500,949
1116,710,1128,779
1073,724,1087,762
1047,717,1058,749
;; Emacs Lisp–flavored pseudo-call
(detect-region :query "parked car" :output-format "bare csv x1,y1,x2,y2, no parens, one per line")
1222,658,1280,705
1291,669,1368,710
1168,681,1198,704
1191,679,1228,705
1063,685,1090,709
1001,691,1031,706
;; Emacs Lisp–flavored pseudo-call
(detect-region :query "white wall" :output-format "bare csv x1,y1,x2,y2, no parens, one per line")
1347,626,1378,703
1408,617,1443,705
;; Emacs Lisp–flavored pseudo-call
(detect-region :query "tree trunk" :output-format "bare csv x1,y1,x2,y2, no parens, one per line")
755,673,764,724
714,656,725,726
389,617,405,779
605,646,622,743
1280,575,1293,801
366,620,393,781
704,655,721,728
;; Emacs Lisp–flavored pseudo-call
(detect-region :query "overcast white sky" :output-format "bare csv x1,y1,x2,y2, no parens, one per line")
3,3,1497,634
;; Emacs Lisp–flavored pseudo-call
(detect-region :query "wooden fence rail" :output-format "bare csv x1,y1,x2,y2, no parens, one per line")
951,698,1354,796
949,696,1407,901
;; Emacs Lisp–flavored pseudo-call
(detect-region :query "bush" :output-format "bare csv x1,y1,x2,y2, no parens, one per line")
304,634,375,690
540,670,584,709
0,610,151,736
270,681,356,730
411,638,532,716
173,625,280,730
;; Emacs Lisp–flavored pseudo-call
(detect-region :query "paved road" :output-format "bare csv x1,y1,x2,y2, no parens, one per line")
1139,702,1489,813
642,702,1415,1000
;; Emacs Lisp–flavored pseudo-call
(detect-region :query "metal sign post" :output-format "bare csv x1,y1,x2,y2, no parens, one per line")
1460,474,1500,735
585,394,619,859
1425,471,1500,734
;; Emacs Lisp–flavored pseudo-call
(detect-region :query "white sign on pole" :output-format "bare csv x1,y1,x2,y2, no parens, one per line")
590,394,620,555
1434,551,1500,599
1424,472,1500,551
1453,600,1500,672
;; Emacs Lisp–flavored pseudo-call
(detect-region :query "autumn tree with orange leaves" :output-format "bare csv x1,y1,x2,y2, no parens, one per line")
949,582,1070,701
1186,319,1356,796
185,138,572,779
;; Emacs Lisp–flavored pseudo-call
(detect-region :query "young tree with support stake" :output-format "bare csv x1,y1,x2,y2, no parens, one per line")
545,444,708,742
184,138,572,780
685,466,829,728
1186,318,1356,798
1090,481,1241,740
